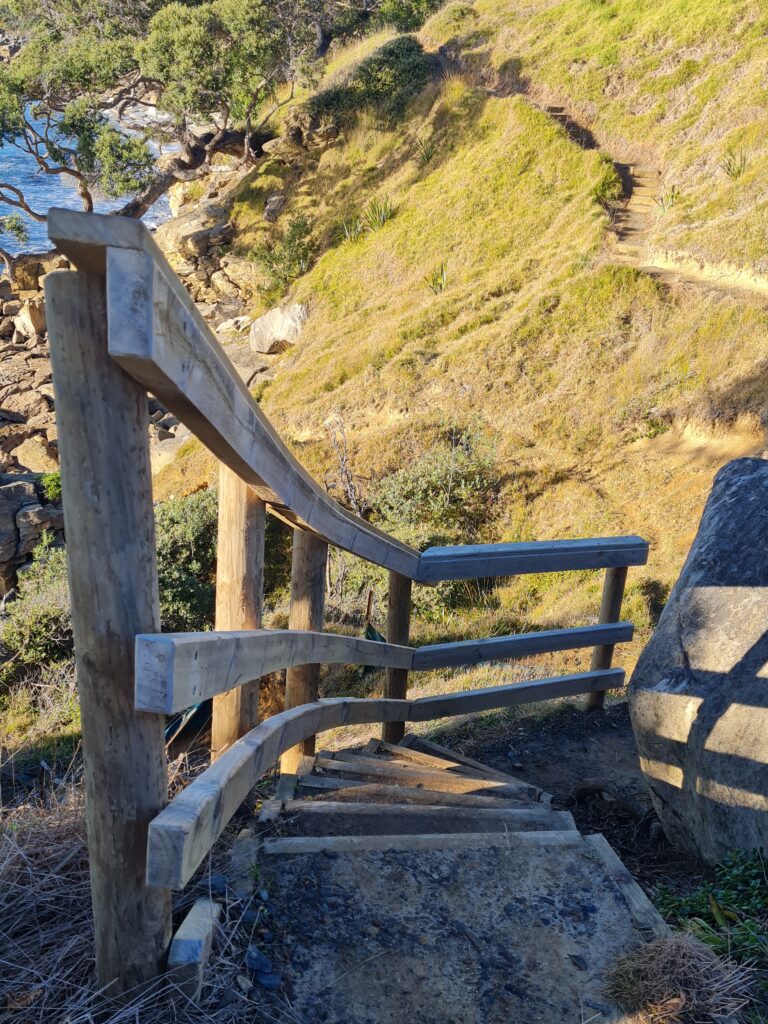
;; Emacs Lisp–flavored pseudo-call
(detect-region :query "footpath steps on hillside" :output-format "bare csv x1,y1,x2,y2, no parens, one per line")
231,735,667,1023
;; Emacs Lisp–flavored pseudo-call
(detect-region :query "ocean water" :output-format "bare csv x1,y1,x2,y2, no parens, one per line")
0,121,171,255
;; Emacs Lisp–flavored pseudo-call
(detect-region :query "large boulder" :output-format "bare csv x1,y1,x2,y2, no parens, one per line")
249,304,308,355
155,204,229,259
629,458,768,863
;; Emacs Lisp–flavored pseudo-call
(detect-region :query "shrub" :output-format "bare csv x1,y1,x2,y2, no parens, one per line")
1,534,71,680
340,216,364,244
415,134,437,167
40,471,62,503
376,0,446,32
251,214,315,294
155,489,218,632
362,195,397,231
371,424,498,548
309,36,433,127
656,185,681,214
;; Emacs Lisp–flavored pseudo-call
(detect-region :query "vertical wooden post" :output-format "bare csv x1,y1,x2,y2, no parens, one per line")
586,566,628,711
281,528,327,773
383,570,412,744
45,271,171,992
211,464,265,757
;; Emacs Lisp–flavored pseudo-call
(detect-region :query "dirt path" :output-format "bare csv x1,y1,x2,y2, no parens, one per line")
544,104,768,303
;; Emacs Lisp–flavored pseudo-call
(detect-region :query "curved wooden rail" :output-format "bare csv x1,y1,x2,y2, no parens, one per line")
147,666,624,889
47,209,649,584
136,622,632,713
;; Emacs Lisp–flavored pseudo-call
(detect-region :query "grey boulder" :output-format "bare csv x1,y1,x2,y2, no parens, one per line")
629,457,768,863
249,304,308,355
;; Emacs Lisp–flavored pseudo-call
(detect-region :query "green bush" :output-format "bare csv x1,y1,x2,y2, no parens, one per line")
155,489,218,632
1,534,71,680
656,851,768,975
40,471,62,503
371,425,499,548
251,214,316,295
309,35,433,127
376,0,446,32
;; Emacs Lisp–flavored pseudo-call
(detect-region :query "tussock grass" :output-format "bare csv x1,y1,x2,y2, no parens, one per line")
605,934,754,1024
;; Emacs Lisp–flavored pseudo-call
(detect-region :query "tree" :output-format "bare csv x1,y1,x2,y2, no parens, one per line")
0,212,26,275
0,0,330,238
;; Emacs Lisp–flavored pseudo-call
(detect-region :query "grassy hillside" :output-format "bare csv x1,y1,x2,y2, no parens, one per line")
154,3,768,723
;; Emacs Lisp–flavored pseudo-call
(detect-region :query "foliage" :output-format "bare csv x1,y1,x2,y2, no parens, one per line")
424,260,447,293
0,534,71,680
339,216,364,243
655,184,681,214
721,148,748,180
252,213,315,293
0,213,27,244
375,0,446,31
656,851,768,972
308,35,432,127
362,195,396,230
154,488,218,632
40,472,62,503
415,133,437,166
371,425,498,547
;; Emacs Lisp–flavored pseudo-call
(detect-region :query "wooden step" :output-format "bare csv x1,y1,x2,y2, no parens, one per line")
333,747,510,785
314,755,545,801
280,801,576,837
297,775,543,808
370,739,524,784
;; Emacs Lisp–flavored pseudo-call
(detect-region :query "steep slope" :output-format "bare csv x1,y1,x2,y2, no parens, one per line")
155,6,768,697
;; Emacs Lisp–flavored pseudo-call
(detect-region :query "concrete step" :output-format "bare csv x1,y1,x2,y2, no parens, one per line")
280,800,577,837
255,830,668,1024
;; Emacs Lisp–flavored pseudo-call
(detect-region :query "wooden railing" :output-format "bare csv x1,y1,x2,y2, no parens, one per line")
44,208,648,993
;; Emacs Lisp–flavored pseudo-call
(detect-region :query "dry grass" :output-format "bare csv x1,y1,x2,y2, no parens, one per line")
0,771,300,1023
605,934,754,1024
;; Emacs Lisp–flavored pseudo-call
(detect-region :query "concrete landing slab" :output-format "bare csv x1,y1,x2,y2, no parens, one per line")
256,831,667,1024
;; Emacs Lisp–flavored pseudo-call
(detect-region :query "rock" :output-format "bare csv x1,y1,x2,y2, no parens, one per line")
0,317,13,338
210,270,240,299
0,278,12,300
17,502,63,556
2,300,22,317
2,390,50,421
155,204,228,259
250,304,308,355
629,458,768,863
208,221,234,247
255,972,281,991
245,946,272,973
11,436,58,473
14,299,46,338
11,259,43,292
263,191,286,223
218,315,252,334
218,255,264,299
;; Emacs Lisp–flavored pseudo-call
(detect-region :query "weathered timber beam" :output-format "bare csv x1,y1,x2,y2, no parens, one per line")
136,630,415,714
146,698,412,888
407,667,624,721
145,668,624,888
412,622,633,670
417,537,649,583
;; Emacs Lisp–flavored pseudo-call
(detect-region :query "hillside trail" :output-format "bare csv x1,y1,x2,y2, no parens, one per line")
542,105,768,303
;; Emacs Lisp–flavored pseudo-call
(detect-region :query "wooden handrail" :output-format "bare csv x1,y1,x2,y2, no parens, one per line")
136,623,632,714
47,208,649,584
147,667,624,889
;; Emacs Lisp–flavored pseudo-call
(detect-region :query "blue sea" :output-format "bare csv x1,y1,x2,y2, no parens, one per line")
0,128,171,255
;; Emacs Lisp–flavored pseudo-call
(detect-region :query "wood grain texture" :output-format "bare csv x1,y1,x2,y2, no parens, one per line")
412,622,633,669
586,566,628,712
135,631,414,714
407,668,624,721
211,465,265,756
417,536,649,583
282,530,328,772
45,269,170,991
146,698,412,888
383,571,412,744
101,238,419,577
